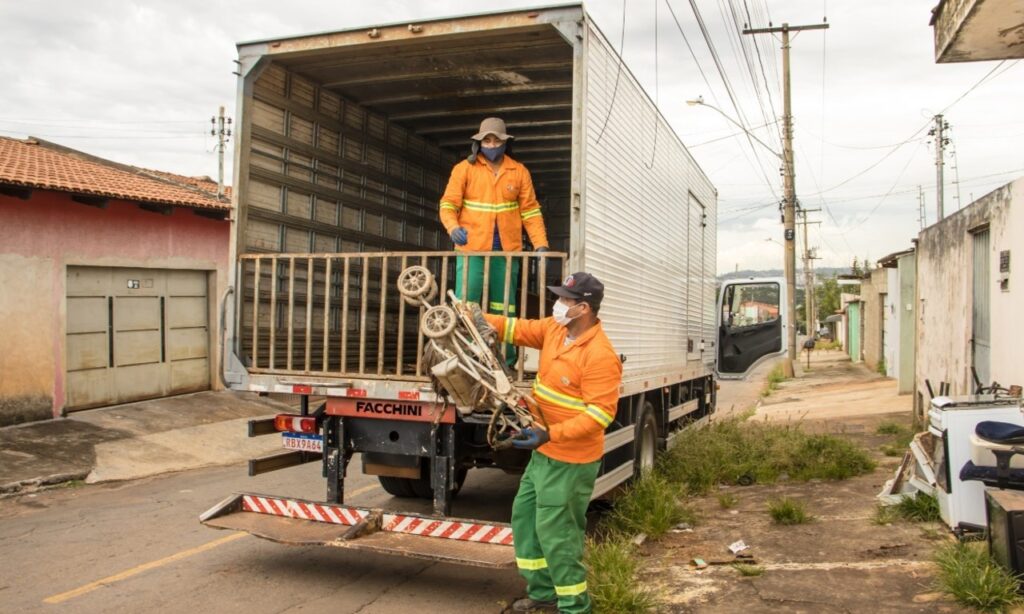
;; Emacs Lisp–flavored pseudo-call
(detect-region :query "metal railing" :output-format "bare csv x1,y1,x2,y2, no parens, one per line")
237,251,567,383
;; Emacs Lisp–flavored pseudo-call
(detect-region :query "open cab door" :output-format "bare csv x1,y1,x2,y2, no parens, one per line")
717,277,787,379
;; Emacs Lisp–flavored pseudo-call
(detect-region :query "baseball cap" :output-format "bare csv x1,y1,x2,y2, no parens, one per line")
548,272,604,307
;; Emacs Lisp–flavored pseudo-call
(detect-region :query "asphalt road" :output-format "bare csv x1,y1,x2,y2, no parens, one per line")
0,457,527,613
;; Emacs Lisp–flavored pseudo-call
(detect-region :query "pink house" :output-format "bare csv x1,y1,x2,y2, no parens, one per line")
0,137,231,424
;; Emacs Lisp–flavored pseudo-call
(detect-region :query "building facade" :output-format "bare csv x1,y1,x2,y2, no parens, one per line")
0,137,231,424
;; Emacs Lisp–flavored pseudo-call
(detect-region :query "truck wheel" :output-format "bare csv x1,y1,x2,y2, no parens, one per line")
410,466,468,499
634,402,658,478
378,475,417,498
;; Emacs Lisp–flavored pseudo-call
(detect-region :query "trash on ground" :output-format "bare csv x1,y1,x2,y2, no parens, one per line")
728,539,749,554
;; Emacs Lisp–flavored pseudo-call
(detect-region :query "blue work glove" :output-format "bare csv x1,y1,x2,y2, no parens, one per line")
511,428,550,450
535,246,549,253
450,227,468,246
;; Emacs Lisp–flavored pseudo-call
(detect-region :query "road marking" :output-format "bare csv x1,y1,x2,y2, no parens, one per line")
42,532,246,604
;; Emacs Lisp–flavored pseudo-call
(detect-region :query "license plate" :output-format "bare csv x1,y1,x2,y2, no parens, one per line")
282,433,323,453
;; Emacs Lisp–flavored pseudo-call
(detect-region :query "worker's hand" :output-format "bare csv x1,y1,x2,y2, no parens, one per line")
511,428,550,450
450,227,468,246
535,246,549,253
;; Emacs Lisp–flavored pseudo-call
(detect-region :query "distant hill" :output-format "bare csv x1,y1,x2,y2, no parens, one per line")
718,267,850,283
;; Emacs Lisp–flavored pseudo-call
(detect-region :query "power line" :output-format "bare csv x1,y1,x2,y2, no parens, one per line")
594,0,628,145
812,59,1014,196
844,142,923,230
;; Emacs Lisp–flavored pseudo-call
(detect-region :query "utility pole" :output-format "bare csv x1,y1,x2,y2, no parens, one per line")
798,208,821,336
211,106,233,200
928,115,949,221
744,20,829,377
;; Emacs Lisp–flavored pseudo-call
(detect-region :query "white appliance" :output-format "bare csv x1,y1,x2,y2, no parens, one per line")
928,395,1024,531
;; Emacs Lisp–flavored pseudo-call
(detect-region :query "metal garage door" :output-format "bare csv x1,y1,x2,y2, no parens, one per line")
65,267,210,411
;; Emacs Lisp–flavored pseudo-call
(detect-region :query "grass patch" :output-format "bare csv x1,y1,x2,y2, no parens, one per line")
876,357,887,376
717,492,738,509
606,472,695,539
732,563,765,577
658,417,876,495
876,493,941,524
815,340,841,350
876,422,903,435
768,497,812,525
876,421,915,457
586,536,657,613
935,540,1022,612
761,364,788,397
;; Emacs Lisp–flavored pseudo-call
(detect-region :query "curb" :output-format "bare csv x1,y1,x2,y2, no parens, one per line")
0,471,91,499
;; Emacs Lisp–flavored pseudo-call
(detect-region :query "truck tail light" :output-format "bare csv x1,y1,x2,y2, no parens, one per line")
274,414,318,434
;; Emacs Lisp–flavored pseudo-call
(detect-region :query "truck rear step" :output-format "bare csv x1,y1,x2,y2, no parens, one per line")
200,493,515,568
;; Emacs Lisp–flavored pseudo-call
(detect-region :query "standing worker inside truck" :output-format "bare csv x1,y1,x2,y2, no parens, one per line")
439,117,550,364
483,273,621,614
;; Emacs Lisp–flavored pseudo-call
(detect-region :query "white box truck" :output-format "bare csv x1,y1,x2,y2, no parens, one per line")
201,4,786,567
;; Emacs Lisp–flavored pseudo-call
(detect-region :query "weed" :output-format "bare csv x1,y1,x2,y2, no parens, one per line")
658,417,875,494
717,492,738,509
768,497,812,525
57,480,86,489
586,536,657,613
920,526,945,541
935,540,1021,612
880,444,907,457
897,493,941,522
762,364,787,396
815,340,841,351
732,563,765,577
877,357,887,376
873,504,898,525
876,422,903,435
607,472,695,539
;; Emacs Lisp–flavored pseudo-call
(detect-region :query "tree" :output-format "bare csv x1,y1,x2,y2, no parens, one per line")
850,257,862,277
816,277,841,325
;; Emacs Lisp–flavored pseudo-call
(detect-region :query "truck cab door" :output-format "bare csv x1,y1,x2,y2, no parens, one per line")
716,278,786,379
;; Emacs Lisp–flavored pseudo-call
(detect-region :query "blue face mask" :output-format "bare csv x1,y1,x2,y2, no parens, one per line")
480,143,506,162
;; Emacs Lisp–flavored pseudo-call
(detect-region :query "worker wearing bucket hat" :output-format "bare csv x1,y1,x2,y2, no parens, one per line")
439,117,550,365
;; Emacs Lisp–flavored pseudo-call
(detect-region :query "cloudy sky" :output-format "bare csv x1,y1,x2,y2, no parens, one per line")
3,1,1021,273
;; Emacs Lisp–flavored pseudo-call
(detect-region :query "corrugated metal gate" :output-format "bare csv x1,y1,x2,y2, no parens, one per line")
972,229,991,385
65,266,210,411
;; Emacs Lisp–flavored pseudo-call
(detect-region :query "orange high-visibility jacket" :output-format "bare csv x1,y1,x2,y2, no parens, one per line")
439,155,549,252
483,314,622,464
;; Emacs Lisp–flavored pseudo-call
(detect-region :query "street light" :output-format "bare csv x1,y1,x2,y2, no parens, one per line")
686,97,782,159
687,95,797,378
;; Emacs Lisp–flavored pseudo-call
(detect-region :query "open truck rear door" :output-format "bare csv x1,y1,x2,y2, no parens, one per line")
717,278,787,379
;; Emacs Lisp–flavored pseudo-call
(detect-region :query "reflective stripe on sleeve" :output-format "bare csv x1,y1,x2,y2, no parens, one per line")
504,318,517,344
521,208,543,220
516,557,549,571
440,201,460,211
555,581,588,596
585,404,614,428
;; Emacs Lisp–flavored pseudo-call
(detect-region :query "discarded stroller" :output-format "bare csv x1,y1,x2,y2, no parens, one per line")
395,265,547,449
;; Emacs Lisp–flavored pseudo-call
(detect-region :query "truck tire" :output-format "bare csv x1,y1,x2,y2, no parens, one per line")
378,467,468,499
634,402,658,478
378,475,417,498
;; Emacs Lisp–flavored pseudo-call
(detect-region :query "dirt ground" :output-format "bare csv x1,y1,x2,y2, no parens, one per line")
642,352,970,613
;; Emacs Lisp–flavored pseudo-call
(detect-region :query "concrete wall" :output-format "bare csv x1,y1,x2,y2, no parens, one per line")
916,177,1023,401
861,268,888,374
0,191,229,423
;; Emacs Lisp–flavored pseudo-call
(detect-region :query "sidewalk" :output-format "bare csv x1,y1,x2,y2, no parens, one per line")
0,390,296,495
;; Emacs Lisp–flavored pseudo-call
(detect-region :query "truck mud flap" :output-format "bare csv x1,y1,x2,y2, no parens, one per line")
200,493,515,568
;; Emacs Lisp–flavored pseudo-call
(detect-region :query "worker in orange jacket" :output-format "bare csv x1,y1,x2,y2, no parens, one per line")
483,272,622,614
439,117,549,364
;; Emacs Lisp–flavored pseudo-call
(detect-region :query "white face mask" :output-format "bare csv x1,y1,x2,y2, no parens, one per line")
552,300,579,326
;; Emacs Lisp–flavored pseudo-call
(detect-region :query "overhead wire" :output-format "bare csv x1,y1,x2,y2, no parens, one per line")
681,0,780,200
594,0,628,145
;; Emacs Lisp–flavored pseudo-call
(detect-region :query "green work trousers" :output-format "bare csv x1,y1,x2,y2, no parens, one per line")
454,255,520,366
511,452,601,614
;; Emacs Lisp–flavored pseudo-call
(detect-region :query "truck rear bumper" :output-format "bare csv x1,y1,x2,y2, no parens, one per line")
200,493,515,568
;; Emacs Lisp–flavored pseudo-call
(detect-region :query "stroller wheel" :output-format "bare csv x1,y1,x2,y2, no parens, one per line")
421,305,457,338
397,265,435,300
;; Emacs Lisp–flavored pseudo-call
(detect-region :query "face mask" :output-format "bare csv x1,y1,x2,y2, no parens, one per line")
480,143,506,162
552,300,579,326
